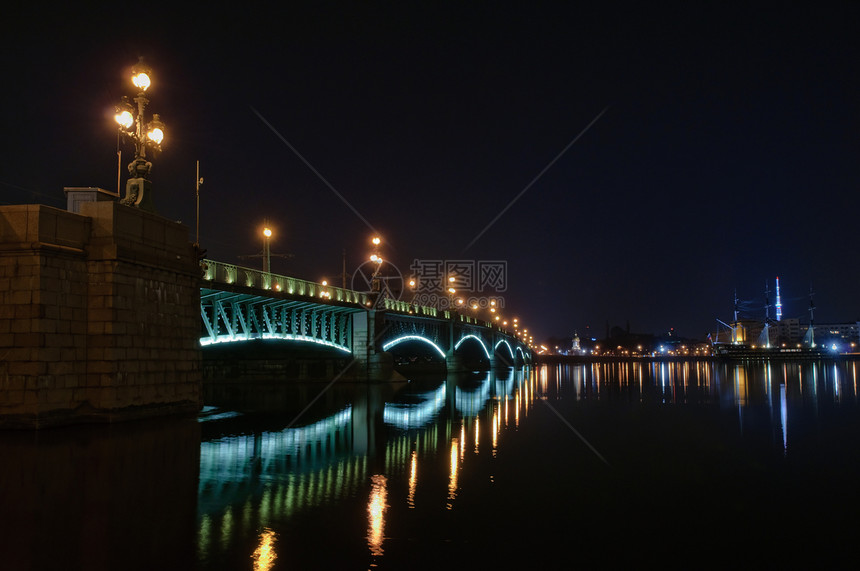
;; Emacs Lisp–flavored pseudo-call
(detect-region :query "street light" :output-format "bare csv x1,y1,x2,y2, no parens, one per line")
115,58,165,212
445,276,460,310
262,225,273,273
369,236,383,293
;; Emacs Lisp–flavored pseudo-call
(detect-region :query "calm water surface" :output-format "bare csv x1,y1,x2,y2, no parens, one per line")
3,359,860,569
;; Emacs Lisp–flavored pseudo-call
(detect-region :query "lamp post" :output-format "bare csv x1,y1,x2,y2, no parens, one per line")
369,237,383,292
262,225,273,273
115,58,165,212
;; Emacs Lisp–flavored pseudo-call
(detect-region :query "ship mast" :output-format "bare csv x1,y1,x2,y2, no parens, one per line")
731,288,741,344
804,285,816,348
764,281,770,322
762,281,771,348
733,288,739,323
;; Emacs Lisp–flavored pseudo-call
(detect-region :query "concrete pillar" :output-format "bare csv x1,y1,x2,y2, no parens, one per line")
351,310,393,381
445,315,464,373
488,352,498,369
446,353,466,373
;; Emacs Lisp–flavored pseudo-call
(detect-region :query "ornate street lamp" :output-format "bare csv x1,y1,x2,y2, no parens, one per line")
262,225,273,273
369,236,383,292
114,58,165,212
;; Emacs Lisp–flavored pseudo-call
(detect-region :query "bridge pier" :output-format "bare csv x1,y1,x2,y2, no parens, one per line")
446,318,466,373
445,352,465,373
351,310,395,381
0,202,201,428
351,382,385,458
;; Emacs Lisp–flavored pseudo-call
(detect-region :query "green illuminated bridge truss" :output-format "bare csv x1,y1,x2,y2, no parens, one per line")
199,259,532,364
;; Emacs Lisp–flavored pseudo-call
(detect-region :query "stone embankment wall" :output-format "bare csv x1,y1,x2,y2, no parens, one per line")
0,202,201,428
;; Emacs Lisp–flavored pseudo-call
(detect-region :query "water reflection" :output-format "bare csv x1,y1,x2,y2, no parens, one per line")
383,381,446,429
252,528,277,570
447,437,459,508
454,374,492,417
0,418,199,570
491,406,499,455
366,474,388,558
4,359,860,568
407,450,418,509
545,359,860,409
780,382,788,453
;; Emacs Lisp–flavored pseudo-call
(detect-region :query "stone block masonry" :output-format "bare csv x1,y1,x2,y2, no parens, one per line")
0,202,201,428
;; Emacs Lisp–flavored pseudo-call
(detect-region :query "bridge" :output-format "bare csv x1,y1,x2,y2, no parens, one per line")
198,259,533,381
0,200,532,428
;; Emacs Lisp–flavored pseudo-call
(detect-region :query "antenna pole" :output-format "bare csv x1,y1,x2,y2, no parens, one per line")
117,151,122,195
195,161,203,247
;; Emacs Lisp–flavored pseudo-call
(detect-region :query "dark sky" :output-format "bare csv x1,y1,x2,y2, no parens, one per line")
3,2,859,342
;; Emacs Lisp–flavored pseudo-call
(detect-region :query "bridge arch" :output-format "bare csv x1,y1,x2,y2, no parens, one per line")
494,339,515,361
455,334,492,360
200,333,352,354
516,346,529,365
381,335,447,358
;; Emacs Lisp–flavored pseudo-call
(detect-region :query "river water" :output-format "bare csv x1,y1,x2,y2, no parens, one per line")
2,359,860,569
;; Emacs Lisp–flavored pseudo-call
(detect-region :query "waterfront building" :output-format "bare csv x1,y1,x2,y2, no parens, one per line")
756,318,858,348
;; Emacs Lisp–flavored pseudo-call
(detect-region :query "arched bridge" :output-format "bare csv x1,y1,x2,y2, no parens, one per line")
199,259,533,378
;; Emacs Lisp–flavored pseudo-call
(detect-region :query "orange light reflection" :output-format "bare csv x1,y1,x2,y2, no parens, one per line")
408,451,417,509
252,528,277,571
447,438,459,508
367,474,388,557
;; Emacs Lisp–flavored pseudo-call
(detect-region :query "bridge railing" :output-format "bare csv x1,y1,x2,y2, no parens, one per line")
201,260,522,340
379,298,442,317
201,259,369,306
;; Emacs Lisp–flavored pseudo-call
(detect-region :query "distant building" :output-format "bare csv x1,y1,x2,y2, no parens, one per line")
767,318,804,345
760,318,858,347
812,322,859,347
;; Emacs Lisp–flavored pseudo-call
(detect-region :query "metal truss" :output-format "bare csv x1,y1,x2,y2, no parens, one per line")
198,259,534,363
200,288,360,353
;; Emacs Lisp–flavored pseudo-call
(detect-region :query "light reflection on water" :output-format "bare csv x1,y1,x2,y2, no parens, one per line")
4,360,860,568
190,359,860,566
251,528,277,570
366,474,387,558
407,451,417,509
447,437,459,508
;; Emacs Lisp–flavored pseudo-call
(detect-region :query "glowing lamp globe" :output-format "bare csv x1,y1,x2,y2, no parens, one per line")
131,64,151,91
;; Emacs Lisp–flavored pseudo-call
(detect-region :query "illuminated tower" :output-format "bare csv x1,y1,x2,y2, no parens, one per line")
775,276,783,322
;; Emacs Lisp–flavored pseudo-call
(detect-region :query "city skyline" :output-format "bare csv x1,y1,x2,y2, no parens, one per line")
3,2,859,340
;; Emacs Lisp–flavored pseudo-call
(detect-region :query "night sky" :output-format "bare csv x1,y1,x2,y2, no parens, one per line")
3,2,859,342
